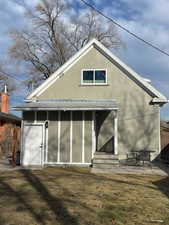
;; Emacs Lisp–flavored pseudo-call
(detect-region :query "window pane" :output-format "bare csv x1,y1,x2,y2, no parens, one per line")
95,70,106,83
83,70,94,83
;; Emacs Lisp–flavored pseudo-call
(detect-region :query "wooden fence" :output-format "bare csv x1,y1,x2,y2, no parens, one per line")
160,124,169,163
0,123,20,166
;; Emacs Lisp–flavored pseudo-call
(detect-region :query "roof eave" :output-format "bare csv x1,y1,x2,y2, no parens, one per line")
13,107,118,111
152,97,169,104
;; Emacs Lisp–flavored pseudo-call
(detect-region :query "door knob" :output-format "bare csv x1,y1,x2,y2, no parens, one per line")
40,143,43,148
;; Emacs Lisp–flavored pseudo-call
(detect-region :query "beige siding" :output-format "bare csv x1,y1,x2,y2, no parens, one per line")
118,105,159,159
84,111,92,163
60,111,70,162
48,121,58,162
48,111,58,162
72,111,82,163
35,46,160,159
38,47,153,102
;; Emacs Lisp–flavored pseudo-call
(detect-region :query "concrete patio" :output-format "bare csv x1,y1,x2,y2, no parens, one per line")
0,158,169,176
91,161,169,176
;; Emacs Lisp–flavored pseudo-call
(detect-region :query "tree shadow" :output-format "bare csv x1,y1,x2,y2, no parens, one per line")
152,175,169,200
0,169,80,225
0,178,46,225
19,169,80,225
65,166,158,190
96,111,114,153
151,158,169,200
118,92,157,157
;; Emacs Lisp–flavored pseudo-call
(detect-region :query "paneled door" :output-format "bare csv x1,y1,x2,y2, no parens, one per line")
22,124,44,166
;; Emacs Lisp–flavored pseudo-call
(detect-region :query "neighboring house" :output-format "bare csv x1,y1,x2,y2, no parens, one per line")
0,91,21,163
160,120,169,163
14,39,168,167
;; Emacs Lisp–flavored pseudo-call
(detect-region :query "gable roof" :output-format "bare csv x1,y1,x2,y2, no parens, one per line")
26,39,167,102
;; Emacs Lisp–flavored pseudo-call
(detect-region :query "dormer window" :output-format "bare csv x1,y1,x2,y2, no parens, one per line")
81,69,107,85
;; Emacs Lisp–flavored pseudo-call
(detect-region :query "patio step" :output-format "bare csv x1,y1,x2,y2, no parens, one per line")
93,152,119,168
92,163,119,169
94,152,118,160
93,158,119,164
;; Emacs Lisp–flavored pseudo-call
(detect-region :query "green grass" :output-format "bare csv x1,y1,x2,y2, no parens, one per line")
0,167,169,225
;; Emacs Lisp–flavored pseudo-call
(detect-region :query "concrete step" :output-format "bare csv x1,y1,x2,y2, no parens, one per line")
93,152,119,168
93,158,119,164
94,153,118,160
94,152,114,155
92,163,119,169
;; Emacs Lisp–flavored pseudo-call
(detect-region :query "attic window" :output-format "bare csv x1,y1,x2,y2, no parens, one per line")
82,69,107,85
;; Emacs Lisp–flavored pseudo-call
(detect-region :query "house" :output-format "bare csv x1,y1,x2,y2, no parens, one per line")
14,39,168,167
0,90,21,165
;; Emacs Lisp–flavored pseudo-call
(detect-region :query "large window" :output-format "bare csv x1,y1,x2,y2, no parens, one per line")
82,69,107,85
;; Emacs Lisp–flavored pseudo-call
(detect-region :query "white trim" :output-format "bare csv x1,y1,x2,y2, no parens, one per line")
45,162,91,165
152,97,168,103
70,111,73,163
15,107,118,111
114,113,118,155
81,69,107,85
158,107,161,154
34,111,37,123
41,123,45,167
58,111,61,163
82,111,85,163
26,39,167,102
20,116,24,165
23,122,45,127
45,111,49,163
92,111,96,158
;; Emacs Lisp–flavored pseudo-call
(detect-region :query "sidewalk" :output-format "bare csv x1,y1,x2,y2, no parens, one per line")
0,159,43,171
0,159,21,171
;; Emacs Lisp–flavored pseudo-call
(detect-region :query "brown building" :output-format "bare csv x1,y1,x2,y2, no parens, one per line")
0,91,21,165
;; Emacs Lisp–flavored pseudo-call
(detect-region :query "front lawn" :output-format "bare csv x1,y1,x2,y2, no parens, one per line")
0,167,169,225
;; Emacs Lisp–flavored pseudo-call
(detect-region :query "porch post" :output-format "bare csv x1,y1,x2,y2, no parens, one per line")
92,111,96,158
114,110,118,155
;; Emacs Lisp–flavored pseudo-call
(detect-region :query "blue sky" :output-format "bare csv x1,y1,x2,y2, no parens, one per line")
1,0,169,119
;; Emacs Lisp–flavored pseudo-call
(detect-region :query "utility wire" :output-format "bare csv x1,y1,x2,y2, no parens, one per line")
0,71,24,83
79,0,169,57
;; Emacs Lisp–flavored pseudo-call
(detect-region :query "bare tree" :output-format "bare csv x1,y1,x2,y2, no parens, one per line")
0,63,16,93
9,0,123,87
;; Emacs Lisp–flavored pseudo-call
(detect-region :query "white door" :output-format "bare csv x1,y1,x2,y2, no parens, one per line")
22,124,44,166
